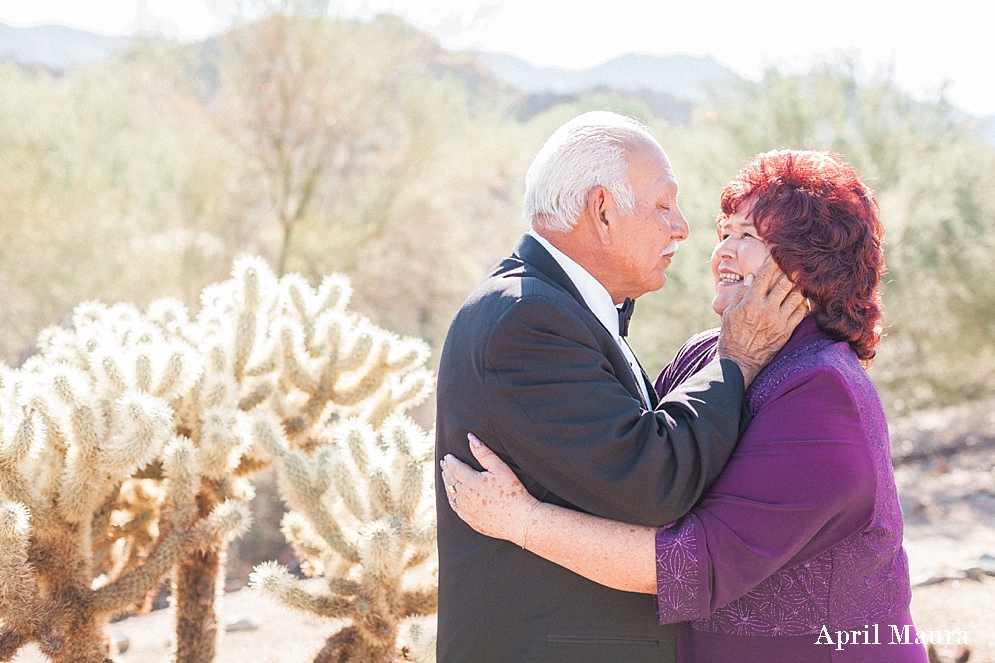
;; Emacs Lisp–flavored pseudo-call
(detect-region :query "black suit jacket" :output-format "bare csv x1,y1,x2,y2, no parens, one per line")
435,234,748,663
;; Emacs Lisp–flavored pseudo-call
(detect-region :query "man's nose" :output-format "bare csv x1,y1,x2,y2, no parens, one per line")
670,208,690,241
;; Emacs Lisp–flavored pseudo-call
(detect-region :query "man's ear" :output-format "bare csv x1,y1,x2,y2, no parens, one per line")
585,186,613,245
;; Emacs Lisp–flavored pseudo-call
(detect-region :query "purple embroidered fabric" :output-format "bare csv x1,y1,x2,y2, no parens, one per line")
654,317,915,640
654,517,701,622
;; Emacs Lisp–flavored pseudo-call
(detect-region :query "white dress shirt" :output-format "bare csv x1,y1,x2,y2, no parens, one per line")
528,230,652,407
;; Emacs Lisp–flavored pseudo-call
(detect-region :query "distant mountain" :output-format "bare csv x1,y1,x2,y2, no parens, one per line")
0,22,720,122
0,22,130,71
4,21,992,143
977,114,995,147
948,106,995,148
473,51,740,104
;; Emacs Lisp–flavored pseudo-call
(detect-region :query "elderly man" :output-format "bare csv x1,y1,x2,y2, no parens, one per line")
434,111,803,663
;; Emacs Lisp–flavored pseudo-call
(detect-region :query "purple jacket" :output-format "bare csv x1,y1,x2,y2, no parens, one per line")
654,317,927,662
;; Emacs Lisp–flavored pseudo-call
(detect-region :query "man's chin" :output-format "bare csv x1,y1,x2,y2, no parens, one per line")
654,265,671,287
650,273,667,293
629,273,669,299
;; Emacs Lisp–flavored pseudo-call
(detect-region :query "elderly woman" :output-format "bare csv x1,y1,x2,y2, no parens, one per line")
441,150,928,662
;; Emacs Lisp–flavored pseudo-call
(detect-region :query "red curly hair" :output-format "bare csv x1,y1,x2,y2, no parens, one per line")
719,150,885,361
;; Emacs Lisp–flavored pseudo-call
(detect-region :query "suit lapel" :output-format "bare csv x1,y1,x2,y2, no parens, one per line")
514,234,594,318
514,234,654,407
619,336,660,409
639,361,661,408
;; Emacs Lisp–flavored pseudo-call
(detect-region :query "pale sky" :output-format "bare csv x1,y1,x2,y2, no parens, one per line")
2,0,994,116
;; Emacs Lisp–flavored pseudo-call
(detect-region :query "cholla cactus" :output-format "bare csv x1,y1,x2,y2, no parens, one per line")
144,262,276,663
0,303,243,663
247,277,437,663
0,256,436,663
250,416,438,663
151,257,429,663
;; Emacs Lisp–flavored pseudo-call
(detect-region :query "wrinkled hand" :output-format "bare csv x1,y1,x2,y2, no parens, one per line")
717,256,808,387
441,433,537,545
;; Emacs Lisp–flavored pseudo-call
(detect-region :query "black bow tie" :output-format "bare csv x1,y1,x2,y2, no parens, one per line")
617,297,635,337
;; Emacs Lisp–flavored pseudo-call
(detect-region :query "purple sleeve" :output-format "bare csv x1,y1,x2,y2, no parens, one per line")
655,365,877,622
655,515,709,622
655,329,720,398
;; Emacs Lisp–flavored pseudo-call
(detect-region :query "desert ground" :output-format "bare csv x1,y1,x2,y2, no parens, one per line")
892,399,995,663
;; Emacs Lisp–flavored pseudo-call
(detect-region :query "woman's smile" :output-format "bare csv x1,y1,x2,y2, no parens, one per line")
711,202,771,316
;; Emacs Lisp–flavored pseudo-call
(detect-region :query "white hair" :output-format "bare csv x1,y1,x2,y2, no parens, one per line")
523,111,657,233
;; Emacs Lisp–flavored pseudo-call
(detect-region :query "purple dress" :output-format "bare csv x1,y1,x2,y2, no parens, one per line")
653,316,927,662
